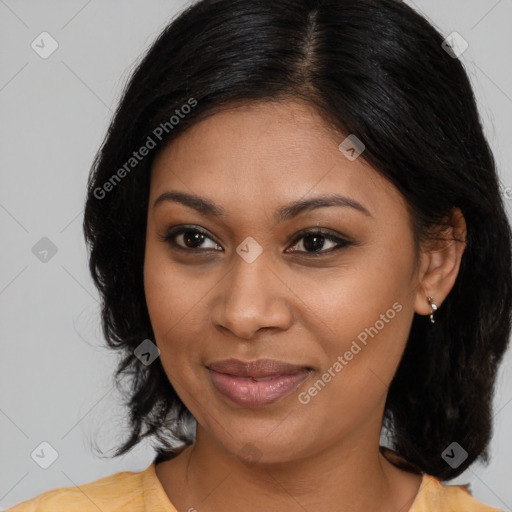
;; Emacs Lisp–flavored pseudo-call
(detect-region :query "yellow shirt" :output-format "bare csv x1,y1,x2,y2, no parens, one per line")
7,460,503,511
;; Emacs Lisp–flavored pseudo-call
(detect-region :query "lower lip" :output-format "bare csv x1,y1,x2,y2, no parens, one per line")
208,368,311,407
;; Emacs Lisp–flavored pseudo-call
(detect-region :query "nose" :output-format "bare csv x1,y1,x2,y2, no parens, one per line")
210,250,293,340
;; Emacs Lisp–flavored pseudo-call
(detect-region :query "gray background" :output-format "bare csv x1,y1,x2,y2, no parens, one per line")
1,0,511,509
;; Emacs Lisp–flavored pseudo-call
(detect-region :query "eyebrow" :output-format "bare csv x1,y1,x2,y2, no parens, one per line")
153,190,372,223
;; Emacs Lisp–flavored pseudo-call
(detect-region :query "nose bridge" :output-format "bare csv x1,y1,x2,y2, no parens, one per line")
212,246,292,338
229,248,272,301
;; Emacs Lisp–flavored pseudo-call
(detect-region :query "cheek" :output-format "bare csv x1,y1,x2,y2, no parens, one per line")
143,252,211,405
307,242,415,383
296,283,412,442
144,233,202,326
143,243,205,356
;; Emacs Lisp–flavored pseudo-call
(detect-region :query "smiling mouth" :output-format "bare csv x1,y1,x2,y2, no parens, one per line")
206,358,312,407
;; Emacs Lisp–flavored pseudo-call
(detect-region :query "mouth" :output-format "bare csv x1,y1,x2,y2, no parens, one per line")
206,358,312,407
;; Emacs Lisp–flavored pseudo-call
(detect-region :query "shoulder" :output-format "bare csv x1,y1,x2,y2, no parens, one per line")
6,465,150,512
380,447,503,512
411,474,504,512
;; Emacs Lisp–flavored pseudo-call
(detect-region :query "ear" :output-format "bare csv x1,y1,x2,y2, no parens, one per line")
414,207,467,317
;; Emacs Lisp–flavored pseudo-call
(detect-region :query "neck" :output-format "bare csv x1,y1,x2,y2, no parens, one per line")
156,419,422,512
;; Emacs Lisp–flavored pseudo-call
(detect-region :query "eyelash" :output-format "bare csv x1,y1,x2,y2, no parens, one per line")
160,226,353,257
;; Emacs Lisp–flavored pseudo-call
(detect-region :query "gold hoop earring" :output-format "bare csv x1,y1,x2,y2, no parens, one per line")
427,296,438,323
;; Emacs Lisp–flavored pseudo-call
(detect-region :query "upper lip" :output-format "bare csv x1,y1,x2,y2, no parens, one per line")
207,358,310,378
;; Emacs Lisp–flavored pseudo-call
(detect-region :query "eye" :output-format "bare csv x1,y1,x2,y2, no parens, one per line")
160,226,353,256
160,226,223,252
286,229,353,256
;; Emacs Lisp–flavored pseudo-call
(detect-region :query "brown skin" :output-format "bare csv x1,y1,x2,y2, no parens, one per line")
144,100,467,511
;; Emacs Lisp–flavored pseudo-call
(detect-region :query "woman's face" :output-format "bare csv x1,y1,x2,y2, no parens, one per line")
144,100,424,464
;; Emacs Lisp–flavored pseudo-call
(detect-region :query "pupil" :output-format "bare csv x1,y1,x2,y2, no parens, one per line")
304,234,324,252
184,230,204,248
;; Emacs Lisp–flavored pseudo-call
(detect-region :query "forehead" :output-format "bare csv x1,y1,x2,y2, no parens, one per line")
153,100,343,176
149,100,407,222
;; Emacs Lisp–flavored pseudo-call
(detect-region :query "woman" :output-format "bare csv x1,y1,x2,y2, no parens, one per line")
8,0,511,510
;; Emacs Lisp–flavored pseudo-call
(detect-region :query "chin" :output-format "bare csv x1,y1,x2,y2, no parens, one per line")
203,421,313,467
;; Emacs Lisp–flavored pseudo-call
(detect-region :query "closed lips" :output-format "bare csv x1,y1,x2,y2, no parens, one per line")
206,358,312,407
206,358,311,378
